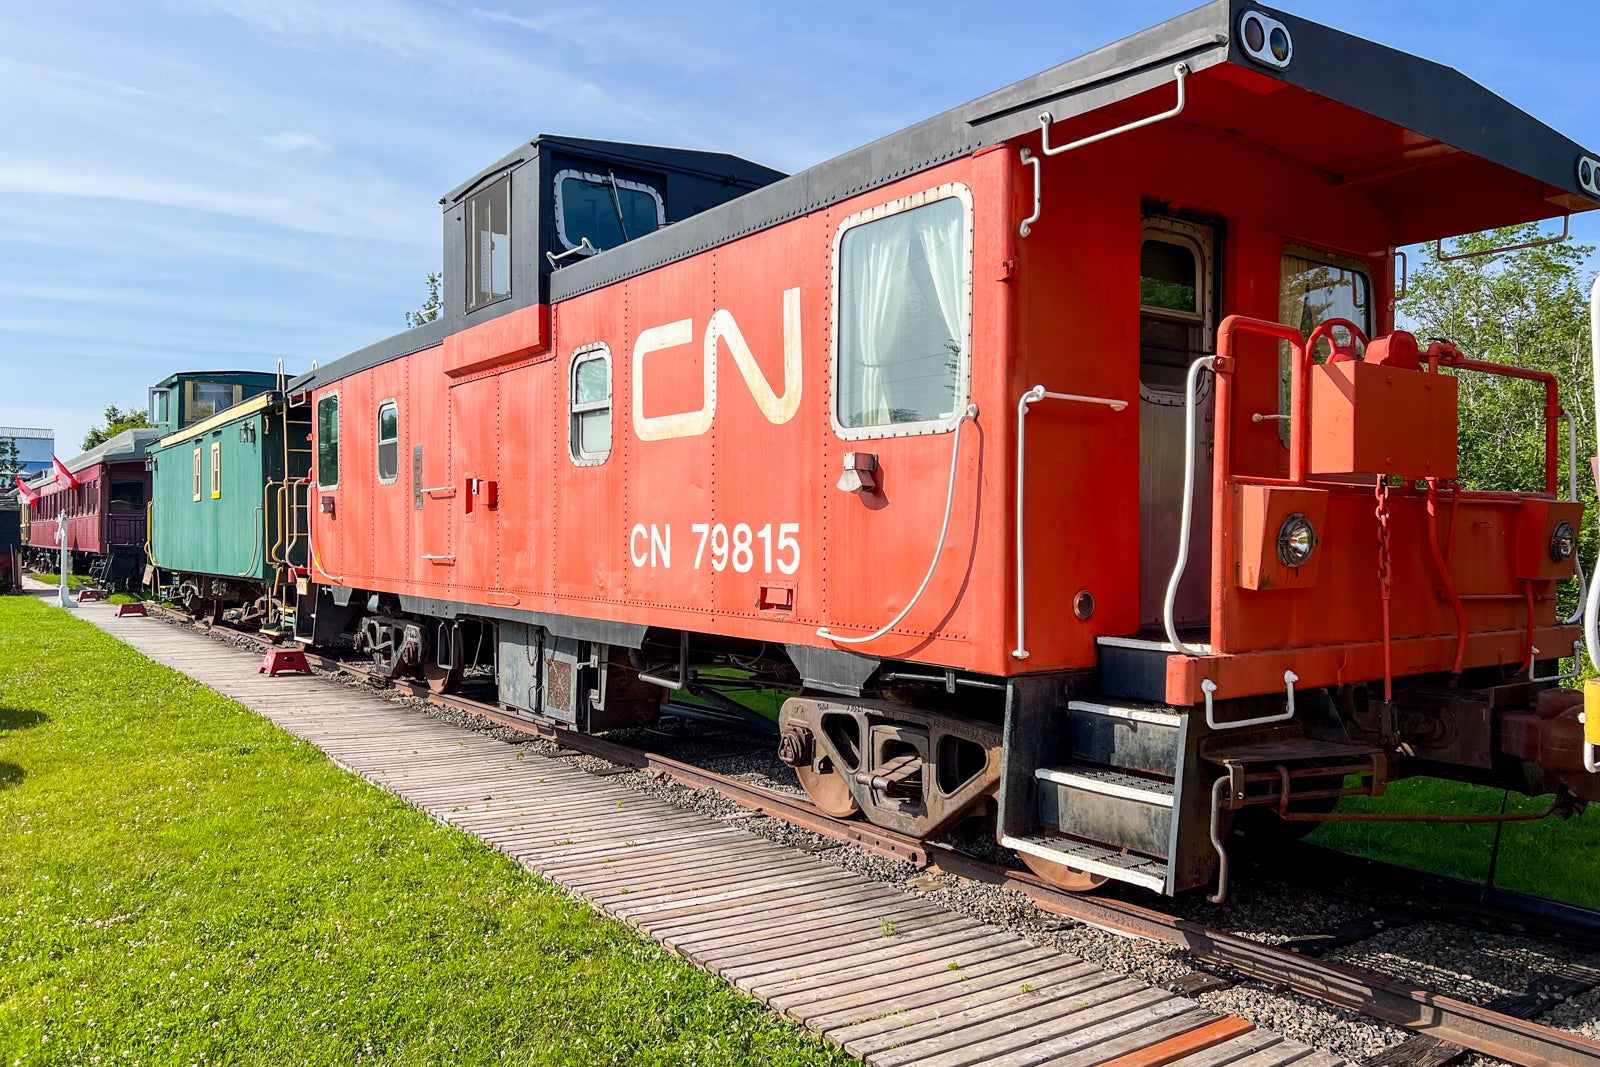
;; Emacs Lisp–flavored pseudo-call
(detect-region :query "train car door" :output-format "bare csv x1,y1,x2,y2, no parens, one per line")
1137,216,1214,632
447,377,501,589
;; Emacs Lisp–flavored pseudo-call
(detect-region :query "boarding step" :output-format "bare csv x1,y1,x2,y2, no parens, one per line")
1097,634,1210,703
1068,699,1184,776
1035,764,1175,859
1001,832,1169,893
1203,737,1386,811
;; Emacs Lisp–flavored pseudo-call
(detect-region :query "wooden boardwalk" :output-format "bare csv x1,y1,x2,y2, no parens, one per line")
81,604,1347,1067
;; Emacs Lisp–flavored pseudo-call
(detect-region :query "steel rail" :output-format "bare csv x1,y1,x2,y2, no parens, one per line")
143,603,1600,1067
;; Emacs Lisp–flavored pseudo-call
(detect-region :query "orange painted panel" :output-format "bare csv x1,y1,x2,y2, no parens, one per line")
1309,361,1458,479
442,304,549,377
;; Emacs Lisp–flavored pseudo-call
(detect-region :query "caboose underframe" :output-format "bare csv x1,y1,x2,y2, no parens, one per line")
285,1,1600,897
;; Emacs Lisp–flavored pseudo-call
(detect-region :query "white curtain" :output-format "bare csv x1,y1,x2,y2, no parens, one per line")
842,199,966,428
848,217,913,426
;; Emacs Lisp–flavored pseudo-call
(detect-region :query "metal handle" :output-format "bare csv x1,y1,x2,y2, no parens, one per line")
546,238,597,267
1529,641,1585,682
1019,148,1041,236
421,554,456,563
1013,386,1128,659
1038,62,1188,158
420,485,457,498
1202,671,1298,731
1433,215,1569,262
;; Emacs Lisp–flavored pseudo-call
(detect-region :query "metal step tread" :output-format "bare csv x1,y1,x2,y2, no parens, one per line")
1001,833,1168,893
1036,765,1176,806
1068,699,1183,728
1204,738,1382,766
1097,633,1214,655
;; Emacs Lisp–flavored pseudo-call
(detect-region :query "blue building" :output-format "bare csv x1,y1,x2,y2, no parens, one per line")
1,426,55,478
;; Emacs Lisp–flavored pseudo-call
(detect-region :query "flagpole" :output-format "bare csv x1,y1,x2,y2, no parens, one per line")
58,508,74,609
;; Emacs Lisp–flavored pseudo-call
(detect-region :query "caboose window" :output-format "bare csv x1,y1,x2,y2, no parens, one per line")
192,448,202,502
465,176,512,312
554,170,664,253
569,345,612,464
376,400,399,484
317,394,340,489
1138,226,1211,392
833,186,972,437
186,381,240,424
210,442,221,500
1278,246,1372,440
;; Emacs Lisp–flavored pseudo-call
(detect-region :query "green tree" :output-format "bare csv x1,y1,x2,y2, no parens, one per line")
1401,224,1596,494
81,405,154,451
406,271,441,328
1400,224,1597,617
0,438,22,482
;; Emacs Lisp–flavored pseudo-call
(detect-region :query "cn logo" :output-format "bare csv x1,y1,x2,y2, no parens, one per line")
632,287,801,441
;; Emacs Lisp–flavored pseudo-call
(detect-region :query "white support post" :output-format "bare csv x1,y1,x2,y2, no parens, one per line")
57,508,74,610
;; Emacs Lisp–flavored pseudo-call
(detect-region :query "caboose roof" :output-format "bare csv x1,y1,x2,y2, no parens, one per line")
550,0,1599,302
291,0,1598,393
24,428,163,489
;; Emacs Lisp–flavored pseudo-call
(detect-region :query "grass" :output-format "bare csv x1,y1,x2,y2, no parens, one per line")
1309,776,1600,907
0,595,851,1067
25,570,95,590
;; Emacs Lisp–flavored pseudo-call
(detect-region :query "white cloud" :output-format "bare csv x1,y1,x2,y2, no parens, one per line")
257,130,330,153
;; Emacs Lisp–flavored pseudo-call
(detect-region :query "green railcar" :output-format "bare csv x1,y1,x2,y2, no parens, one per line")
147,391,312,631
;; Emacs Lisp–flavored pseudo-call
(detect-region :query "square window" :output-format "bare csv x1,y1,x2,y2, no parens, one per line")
377,401,399,484
834,190,970,436
569,346,612,464
466,176,512,312
317,394,340,488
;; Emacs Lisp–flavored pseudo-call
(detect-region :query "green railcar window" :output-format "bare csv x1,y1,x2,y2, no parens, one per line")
377,401,399,484
317,395,340,488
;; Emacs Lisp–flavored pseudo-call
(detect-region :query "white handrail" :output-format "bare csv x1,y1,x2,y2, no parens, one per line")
1038,63,1189,158
1018,149,1041,237
1565,410,1587,624
1163,356,1214,657
817,405,979,646
1585,276,1600,678
1012,386,1128,659
1202,670,1298,731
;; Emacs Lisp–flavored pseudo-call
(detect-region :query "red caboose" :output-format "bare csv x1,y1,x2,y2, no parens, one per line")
290,4,1600,897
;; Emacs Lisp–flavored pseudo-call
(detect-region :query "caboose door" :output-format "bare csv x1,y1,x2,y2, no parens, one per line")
1137,217,1214,632
447,377,502,587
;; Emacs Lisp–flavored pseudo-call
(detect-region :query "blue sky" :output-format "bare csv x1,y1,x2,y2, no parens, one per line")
3,0,1597,454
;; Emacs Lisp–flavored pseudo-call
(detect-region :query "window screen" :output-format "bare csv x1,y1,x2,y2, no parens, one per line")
835,195,969,432
377,401,399,484
557,172,662,252
466,176,512,312
1278,246,1373,440
317,395,340,488
570,347,612,463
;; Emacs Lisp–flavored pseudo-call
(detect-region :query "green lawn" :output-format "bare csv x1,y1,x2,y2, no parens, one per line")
24,570,96,590
0,595,850,1067
1309,776,1600,907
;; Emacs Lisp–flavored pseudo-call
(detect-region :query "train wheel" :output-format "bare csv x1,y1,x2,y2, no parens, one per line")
794,757,860,818
1018,850,1110,893
422,661,463,695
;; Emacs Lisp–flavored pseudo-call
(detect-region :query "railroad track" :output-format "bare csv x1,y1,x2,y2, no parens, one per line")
145,602,1600,1067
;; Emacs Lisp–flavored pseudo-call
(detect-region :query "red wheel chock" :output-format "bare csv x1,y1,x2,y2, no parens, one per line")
260,649,312,677
114,602,149,617
76,588,105,602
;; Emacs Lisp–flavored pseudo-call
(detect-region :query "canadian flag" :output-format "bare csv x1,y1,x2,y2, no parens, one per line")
13,476,38,506
52,455,79,490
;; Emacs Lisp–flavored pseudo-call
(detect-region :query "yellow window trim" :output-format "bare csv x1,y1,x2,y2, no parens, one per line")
210,442,221,500
192,448,202,502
